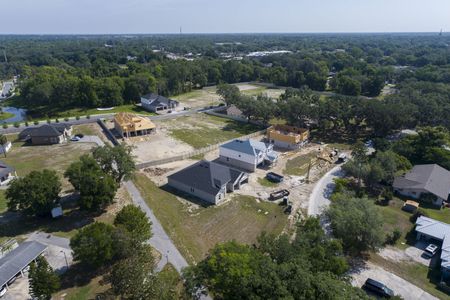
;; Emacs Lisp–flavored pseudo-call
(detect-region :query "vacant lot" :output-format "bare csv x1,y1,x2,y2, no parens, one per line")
2,138,96,192
283,152,318,176
129,114,263,163
134,173,288,264
167,114,263,148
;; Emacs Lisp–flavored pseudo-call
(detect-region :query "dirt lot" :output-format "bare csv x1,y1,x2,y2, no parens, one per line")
126,114,262,163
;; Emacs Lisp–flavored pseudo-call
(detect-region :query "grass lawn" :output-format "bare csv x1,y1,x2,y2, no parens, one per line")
283,152,317,176
168,115,263,149
0,111,14,121
73,124,98,136
370,253,449,299
134,173,288,264
257,177,279,188
0,190,6,213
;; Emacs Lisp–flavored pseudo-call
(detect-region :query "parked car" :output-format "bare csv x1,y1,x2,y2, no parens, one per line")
75,133,84,138
266,172,284,183
424,244,439,258
363,278,394,298
0,286,7,298
70,136,81,142
269,189,290,200
337,153,347,163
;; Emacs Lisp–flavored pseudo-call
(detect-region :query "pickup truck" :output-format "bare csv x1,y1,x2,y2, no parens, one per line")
266,172,284,183
269,189,290,200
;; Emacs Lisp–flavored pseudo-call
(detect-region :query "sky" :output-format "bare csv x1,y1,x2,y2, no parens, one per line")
1,0,449,34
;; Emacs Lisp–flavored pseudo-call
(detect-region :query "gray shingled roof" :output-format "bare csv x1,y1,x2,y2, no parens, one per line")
0,241,47,287
141,93,178,107
168,160,246,196
19,124,71,140
393,164,450,200
220,139,268,157
0,161,14,178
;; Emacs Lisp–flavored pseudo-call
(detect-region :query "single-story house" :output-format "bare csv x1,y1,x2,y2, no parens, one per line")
0,241,47,290
167,160,249,205
415,216,450,278
141,93,179,113
219,139,278,172
114,112,156,138
393,164,450,207
0,161,16,186
267,125,310,149
18,124,72,145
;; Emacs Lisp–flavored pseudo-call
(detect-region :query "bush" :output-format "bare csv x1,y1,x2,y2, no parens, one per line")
13,122,20,128
25,121,29,127
34,120,39,125
47,119,51,124
55,118,59,123
76,116,80,120
410,208,429,223
64,117,69,122
2,123,7,129
385,229,402,245
86,115,91,119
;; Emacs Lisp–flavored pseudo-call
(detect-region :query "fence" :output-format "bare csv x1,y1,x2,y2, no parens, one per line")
136,129,267,169
97,119,120,146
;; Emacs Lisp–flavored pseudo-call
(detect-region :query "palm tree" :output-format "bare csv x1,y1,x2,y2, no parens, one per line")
0,134,8,158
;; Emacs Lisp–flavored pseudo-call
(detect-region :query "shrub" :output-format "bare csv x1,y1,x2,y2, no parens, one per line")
410,208,429,223
34,120,39,125
385,228,402,245
13,122,20,128
55,118,59,123
47,119,51,124
86,115,91,119
64,117,69,122
76,116,80,120
25,121,29,127
2,123,7,129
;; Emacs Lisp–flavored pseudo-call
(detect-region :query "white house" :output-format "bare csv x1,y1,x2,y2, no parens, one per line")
219,139,278,172
393,164,450,207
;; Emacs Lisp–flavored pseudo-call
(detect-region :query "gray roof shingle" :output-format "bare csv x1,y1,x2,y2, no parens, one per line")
0,241,47,287
220,139,268,157
141,93,178,108
19,124,71,140
393,164,450,200
168,160,246,196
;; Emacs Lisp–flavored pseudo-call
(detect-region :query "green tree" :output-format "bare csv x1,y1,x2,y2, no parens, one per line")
78,171,117,211
64,154,102,190
92,144,136,183
326,197,384,254
114,205,152,244
109,245,157,299
0,134,8,157
6,170,61,217
70,222,116,268
216,83,241,106
28,256,60,300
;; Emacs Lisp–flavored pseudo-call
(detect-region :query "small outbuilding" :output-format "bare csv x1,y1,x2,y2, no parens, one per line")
402,200,419,213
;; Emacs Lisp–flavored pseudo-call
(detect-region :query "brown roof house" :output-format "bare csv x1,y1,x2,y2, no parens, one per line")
267,125,310,150
393,164,450,207
114,112,156,138
18,124,72,145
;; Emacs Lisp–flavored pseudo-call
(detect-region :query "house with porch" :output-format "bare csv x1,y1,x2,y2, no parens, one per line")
218,139,278,172
393,164,450,207
167,160,249,205
141,93,179,113
18,124,72,145
114,112,156,138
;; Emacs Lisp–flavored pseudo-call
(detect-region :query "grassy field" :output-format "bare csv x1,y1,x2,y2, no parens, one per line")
283,152,317,176
370,254,449,300
0,190,6,213
134,173,288,264
0,111,14,121
257,177,279,187
168,114,263,149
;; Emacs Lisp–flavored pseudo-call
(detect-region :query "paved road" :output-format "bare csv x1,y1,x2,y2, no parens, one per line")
78,135,105,146
124,181,189,273
351,262,437,300
307,164,344,216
